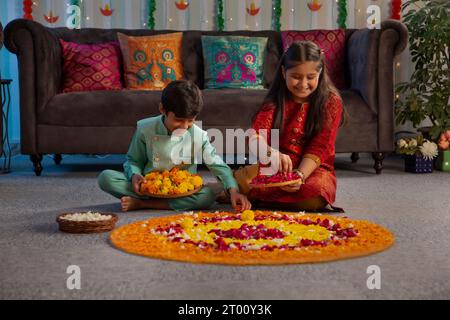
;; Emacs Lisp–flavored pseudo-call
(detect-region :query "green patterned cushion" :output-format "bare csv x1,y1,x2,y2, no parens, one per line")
201,35,268,89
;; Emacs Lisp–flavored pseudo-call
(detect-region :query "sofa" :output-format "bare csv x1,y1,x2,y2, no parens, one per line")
4,19,407,176
0,21,4,160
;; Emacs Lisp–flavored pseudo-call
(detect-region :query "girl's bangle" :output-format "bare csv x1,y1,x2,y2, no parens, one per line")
297,170,306,182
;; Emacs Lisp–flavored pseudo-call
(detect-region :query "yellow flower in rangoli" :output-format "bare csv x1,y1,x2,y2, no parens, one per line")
181,217,194,229
241,210,255,221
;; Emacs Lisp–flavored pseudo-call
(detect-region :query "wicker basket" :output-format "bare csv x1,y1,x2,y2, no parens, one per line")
56,212,118,234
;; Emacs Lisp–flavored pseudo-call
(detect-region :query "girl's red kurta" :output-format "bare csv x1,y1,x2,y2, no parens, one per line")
249,93,343,205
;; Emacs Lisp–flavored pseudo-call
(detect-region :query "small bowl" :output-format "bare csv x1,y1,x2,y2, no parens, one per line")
56,212,118,234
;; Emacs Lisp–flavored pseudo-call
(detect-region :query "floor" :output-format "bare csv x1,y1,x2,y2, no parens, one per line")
0,153,449,299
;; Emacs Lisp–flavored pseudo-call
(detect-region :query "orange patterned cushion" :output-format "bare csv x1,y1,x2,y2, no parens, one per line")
117,32,184,90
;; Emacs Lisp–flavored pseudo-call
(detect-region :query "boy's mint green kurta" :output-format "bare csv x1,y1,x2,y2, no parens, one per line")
123,115,238,190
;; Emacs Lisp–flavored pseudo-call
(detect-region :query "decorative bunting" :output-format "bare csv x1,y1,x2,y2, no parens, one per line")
175,0,189,11
44,10,59,24
100,3,114,17
23,0,33,20
337,0,348,29
391,0,402,20
21,1,397,31
308,0,322,12
148,0,156,30
273,0,282,31
217,0,224,31
246,1,261,16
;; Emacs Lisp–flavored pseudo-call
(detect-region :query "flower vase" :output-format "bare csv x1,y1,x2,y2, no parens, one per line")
404,155,433,173
434,150,450,172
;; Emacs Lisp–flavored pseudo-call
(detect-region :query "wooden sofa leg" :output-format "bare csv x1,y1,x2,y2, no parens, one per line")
351,152,359,163
30,154,43,176
54,154,62,165
372,152,385,175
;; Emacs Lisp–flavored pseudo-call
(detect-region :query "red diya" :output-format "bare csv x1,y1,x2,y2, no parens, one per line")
250,171,303,188
110,211,395,265
100,3,114,16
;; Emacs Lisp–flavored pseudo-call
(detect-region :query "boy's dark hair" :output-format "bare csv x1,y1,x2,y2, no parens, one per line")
161,80,203,118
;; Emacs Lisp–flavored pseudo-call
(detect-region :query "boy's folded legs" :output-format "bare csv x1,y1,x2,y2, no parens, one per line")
97,169,216,212
98,170,146,200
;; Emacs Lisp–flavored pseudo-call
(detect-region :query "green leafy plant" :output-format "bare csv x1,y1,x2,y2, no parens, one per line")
395,0,450,140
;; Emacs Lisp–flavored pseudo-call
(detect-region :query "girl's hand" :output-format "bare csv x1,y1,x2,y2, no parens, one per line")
280,180,303,193
278,153,293,173
229,188,252,212
131,174,146,195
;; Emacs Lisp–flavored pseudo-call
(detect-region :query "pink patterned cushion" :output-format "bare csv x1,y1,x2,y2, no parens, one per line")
60,39,123,93
281,30,347,89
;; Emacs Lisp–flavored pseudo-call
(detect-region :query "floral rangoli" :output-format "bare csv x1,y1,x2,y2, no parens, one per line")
110,211,394,265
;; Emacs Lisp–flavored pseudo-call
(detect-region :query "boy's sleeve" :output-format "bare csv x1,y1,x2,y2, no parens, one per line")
202,132,239,191
123,129,148,181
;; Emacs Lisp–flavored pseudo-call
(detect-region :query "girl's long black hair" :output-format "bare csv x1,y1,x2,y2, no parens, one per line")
263,41,346,142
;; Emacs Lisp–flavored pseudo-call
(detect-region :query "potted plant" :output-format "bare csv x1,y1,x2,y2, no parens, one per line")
396,135,438,173
394,0,450,140
435,130,450,171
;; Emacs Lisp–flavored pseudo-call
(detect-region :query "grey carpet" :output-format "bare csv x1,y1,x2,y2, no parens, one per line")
0,153,449,300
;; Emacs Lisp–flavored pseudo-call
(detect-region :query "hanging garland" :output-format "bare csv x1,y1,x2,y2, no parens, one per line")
147,0,156,30
217,0,224,31
337,0,348,29
391,0,402,20
273,0,282,32
23,0,33,20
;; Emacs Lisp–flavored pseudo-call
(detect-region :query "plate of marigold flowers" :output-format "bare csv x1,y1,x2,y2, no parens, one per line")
139,167,204,198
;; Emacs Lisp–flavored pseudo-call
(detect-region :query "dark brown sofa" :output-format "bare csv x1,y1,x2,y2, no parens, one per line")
4,19,407,176
0,21,4,160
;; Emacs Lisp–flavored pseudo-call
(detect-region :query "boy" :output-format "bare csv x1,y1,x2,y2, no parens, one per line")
98,80,251,212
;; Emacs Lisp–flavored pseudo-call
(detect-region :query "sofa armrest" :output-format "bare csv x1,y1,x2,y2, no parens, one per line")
377,19,408,151
4,19,62,154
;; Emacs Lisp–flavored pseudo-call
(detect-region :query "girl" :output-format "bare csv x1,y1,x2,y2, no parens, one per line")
234,41,346,212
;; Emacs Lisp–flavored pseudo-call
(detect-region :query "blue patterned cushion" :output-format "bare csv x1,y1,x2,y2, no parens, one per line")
201,36,268,89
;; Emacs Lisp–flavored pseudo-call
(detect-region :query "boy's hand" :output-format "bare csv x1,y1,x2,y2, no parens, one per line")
229,188,252,212
131,174,145,195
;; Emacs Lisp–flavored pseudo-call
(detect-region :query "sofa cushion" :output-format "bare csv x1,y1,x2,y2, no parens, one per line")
39,91,162,127
59,39,123,93
201,35,268,89
117,32,184,90
281,30,347,90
